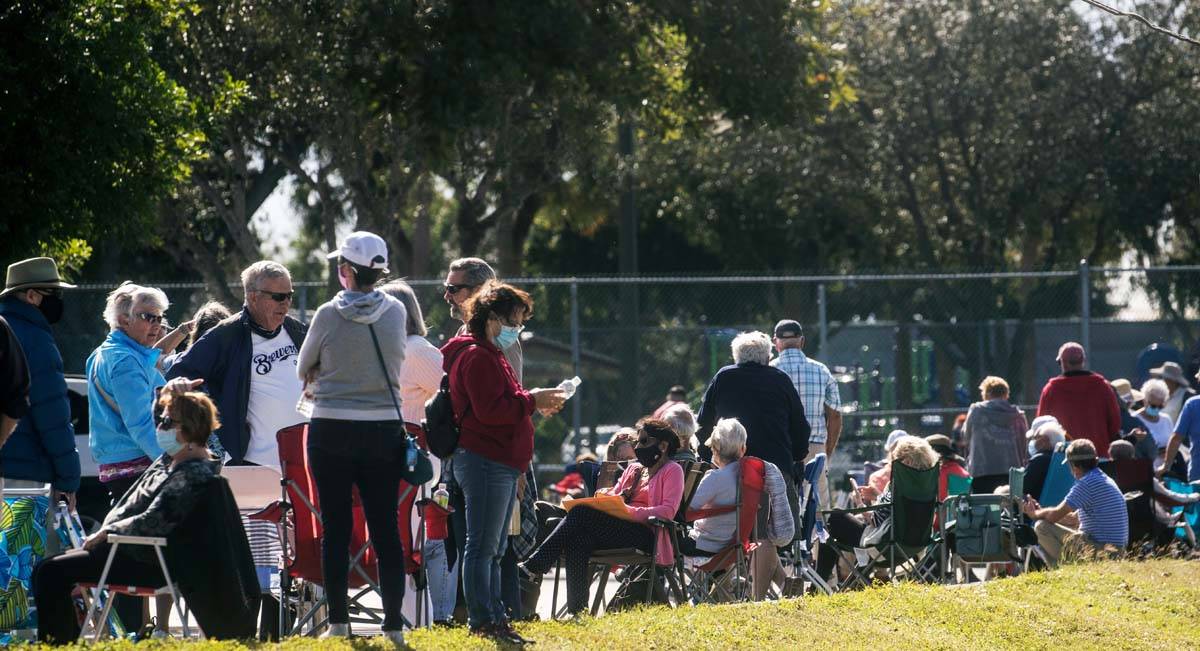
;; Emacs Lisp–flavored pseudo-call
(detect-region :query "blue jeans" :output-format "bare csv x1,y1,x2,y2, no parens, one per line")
424,538,459,622
451,448,518,627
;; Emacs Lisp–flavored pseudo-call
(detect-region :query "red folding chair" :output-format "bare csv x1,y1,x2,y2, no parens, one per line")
258,423,424,636
682,456,766,603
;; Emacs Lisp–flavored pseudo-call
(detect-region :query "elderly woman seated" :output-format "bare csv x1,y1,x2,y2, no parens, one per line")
817,435,938,582
33,387,222,643
683,418,794,598
520,418,683,615
662,403,700,463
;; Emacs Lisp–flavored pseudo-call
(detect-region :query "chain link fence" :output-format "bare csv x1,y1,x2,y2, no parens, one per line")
54,265,1200,470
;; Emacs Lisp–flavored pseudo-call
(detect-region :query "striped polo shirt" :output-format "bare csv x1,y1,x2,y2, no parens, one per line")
1065,467,1128,546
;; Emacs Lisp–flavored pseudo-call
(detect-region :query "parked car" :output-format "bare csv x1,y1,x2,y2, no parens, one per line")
64,374,111,531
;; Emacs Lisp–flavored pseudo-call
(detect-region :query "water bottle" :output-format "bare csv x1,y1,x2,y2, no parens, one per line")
434,483,450,509
556,376,582,399
405,438,418,473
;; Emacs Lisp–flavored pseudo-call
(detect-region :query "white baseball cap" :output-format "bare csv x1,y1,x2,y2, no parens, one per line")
327,231,389,271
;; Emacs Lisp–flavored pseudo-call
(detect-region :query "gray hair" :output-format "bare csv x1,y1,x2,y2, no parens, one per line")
1036,423,1066,450
1142,378,1169,404
448,257,496,288
709,418,748,464
104,282,169,331
240,261,291,294
662,403,698,452
731,331,772,365
379,280,427,337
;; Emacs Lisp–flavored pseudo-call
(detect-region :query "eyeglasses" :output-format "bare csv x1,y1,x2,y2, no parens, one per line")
256,290,294,303
444,283,476,295
136,312,165,325
637,437,655,447
159,415,175,430
35,288,64,298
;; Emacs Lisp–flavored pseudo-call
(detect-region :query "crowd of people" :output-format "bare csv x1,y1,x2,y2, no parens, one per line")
1,246,1199,645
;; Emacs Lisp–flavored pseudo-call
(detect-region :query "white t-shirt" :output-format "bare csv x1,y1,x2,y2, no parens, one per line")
400,334,443,424
244,331,306,469
1137,413,1175,450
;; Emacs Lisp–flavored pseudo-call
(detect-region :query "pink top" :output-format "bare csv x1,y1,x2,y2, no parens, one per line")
609,461,684,565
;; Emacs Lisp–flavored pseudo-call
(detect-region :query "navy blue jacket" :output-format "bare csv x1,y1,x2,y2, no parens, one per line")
696,361,811,475
166,309,306,463
0,298,81,491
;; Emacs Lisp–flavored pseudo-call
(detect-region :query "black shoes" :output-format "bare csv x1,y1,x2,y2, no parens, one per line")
469,621,535,645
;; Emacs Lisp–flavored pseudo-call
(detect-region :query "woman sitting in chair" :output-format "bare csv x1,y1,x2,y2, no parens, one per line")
817,435,938,583
520,418,683,615
33,386,220,643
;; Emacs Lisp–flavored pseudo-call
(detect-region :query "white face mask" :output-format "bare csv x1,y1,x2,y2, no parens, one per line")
1027,440,1039,458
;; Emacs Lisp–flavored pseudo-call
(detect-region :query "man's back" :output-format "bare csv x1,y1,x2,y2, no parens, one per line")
771,348,836,445
1065,467,1128,547
696,363,809,472
1038,371,1120,456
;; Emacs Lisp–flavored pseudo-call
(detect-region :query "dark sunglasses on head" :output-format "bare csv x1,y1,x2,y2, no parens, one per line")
257,290,294,302
444,283,476,294
136,312,165,325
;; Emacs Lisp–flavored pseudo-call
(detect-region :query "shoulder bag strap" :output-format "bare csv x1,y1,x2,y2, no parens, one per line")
367,324,404,423
89,353,122,415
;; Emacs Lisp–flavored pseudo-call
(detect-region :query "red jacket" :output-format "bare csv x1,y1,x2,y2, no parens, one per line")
1036,371,1122,457
441,335,535,471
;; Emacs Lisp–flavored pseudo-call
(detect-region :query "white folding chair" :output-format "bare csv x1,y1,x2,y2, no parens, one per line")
77,535,192,642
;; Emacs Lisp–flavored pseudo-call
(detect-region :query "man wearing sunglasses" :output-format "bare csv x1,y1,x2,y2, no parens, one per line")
0,257,81,509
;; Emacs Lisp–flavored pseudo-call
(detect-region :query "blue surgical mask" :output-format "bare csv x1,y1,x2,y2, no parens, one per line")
1145,406,1162,418
494,324,522,349
1027,440,1039,458
156,428,184,456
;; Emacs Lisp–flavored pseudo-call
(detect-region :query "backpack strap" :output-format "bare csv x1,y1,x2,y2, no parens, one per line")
445,343,478,425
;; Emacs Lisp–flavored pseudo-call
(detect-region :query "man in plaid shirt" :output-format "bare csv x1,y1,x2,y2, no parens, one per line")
770,320,841,509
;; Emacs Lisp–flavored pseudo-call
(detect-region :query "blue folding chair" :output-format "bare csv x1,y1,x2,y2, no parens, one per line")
1163,478,1200,541
791,454,832,595
1039,450,1076,506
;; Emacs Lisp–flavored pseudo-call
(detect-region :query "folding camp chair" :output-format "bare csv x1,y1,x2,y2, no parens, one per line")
1039,449,1075,505
77,534,193,642
268,423,422,636
0,486,54,638
790,453,832,596
681,457,766,604
824,461,940,590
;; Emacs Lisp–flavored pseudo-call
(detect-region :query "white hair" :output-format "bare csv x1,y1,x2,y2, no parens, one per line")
1037,423,1066,450
662,403,698,452
709,418,748,464
731,331,772,365
240,260,291,293
103,282,168,331
1142,378,1169,404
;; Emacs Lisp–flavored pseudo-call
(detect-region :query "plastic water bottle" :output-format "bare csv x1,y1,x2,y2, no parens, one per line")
556,376,582,399
434,483,450,509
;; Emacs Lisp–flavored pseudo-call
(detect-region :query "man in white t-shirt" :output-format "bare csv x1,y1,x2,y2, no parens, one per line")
166,260,308,639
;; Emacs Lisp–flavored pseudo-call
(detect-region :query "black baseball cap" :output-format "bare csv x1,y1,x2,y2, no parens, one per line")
773,319,803,339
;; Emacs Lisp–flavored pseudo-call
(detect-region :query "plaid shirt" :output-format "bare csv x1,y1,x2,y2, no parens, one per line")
771,349,840,444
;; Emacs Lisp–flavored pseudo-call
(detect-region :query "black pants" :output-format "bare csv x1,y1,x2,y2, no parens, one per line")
524,506,653,614
103,474,146,631
33,544,165,644
817,510,866,581
971,474,1007,495
307,418,406,631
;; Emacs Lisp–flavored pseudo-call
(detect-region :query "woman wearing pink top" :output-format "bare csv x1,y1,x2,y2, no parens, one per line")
520,418,683,615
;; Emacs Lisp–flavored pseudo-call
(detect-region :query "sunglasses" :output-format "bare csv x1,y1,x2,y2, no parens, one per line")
159,415,175,430
637,437,658,447
35,288,64,298
444,283,476,294
256,290,294,303
136,312,165,325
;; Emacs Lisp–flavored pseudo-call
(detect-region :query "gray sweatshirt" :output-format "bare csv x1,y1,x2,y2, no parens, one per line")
297,290,407,421
964,398,1029,478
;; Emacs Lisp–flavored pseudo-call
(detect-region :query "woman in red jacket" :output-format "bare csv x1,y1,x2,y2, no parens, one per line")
441,282,564,642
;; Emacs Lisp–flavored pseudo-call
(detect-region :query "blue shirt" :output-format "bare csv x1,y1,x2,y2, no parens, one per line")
1064,467,1128,547
1175,395,1200,481
771,349,840,444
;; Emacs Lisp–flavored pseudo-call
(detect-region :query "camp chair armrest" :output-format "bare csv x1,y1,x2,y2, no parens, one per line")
646,516,683,530
108,534,168,547
822,504,886,517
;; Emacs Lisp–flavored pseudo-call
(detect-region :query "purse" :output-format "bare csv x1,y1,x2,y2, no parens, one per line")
367,322,434,486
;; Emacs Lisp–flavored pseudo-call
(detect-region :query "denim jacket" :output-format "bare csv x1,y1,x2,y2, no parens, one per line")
86,329,166,465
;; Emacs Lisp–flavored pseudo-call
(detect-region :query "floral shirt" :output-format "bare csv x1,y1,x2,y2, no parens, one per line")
102,454,221,541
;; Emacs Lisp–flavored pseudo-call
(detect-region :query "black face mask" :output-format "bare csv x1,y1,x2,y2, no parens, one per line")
634,443,662,468
37,294,64,324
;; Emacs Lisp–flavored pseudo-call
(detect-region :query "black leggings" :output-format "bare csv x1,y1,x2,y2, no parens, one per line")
307,418,406,631
817,510,866,581
33,544,165,644
524,506,653,614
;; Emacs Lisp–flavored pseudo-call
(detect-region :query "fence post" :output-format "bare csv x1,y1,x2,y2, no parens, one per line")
570,280,582,445
298,285,308,324
1079,259,1090,358
818,282,828,360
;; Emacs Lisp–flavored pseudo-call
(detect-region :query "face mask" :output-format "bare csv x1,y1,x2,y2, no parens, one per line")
1145,406,1162,418
37,294,64,324
493,324,521,349
1027,440,1039,458
634,443,662,467
156,428,185,456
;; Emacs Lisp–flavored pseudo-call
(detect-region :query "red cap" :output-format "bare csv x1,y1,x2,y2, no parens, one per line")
1056,342,1085,364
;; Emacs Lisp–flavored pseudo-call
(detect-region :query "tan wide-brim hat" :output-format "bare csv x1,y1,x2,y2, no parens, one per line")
1150,362,1191,389
0,257,76,298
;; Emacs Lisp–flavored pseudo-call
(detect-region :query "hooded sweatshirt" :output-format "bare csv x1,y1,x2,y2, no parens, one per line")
297,290,406,421
441,334,534,471
963,398,1029,478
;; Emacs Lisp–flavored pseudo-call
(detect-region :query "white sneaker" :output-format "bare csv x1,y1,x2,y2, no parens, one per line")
320,623,350,638
150,629,171,640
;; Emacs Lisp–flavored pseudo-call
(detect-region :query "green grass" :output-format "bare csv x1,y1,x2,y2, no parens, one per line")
34,559,1200,650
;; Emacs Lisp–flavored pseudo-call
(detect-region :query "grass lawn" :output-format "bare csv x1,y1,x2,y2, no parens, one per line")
43,559,1200,650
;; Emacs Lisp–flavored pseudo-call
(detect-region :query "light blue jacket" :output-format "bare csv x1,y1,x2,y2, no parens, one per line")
86,329,166,466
